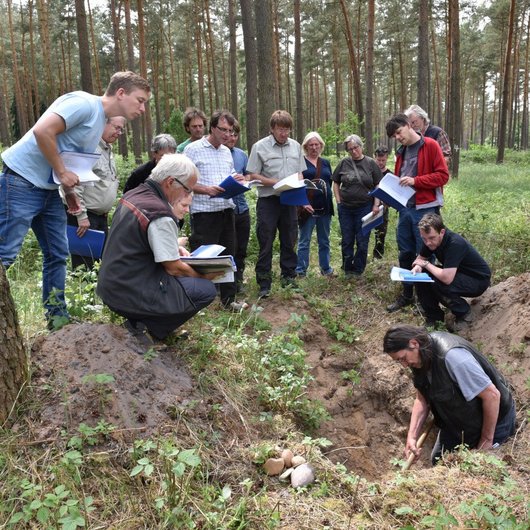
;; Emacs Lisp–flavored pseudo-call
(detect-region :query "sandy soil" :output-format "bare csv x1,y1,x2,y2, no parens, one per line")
27,273,530,479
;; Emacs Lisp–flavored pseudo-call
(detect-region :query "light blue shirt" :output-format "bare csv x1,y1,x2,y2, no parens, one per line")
2,91,105,190
230,147,249,214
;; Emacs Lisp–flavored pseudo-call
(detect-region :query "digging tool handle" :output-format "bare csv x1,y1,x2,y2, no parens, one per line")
403,418,434,471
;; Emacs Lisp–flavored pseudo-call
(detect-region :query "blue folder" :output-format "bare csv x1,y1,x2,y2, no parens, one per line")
212,175,250,200
66,225,106,258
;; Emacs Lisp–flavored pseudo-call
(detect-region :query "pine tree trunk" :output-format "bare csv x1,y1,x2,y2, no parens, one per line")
365,0,375,155
240,0,258,149
204,0,219,110
520,13,530,150
294,0,303,142
124,0,142,163
0,264,27,423
87,0,102,94
417,0,430,111
256,0,276,137
36,0,55,105
447,0,461,177
7,0,29,136
497,0,516,163
338,0,364,134
75,0,94,93
228,0,238,117
137,0,152,151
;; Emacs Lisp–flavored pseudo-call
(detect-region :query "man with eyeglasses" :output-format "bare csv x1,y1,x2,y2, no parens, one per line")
183,109,248,311
63,116,126,269
405,105,451,167
98,154,218,351
247,110,307,298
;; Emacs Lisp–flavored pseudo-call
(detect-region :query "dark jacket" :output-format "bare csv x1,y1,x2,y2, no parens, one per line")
97,180,195,316
413,332,513,447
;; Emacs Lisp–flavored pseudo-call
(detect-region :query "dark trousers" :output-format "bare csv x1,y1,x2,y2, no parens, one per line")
66,210,108,270
255,196,298,289
416,272,490,321
190,209,237,305
397,206,439,299
431,401,516,465
234,210,251,285
111,277,217,339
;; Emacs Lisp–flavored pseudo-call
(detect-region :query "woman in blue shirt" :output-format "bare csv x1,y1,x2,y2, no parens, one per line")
295,132,334,277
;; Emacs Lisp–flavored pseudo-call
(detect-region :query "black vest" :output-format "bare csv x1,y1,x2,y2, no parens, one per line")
97,180,195,316
413,332,513,447
424,124,443,141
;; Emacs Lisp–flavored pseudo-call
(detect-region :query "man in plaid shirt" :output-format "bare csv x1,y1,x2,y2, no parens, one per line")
405,105,452,168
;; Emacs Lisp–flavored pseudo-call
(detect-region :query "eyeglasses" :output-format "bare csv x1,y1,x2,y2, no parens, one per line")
112,124,124,134
173,178,192,194
276,127,291,134
347,145,362,152
216,125,234,134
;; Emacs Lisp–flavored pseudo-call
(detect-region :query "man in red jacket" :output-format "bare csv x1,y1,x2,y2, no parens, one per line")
385,113,449,313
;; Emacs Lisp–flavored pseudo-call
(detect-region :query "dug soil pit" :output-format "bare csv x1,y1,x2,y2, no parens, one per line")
25,273,529,481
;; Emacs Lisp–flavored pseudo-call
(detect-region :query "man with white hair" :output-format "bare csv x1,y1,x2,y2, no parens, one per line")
97,153,218,351
405,104,451,166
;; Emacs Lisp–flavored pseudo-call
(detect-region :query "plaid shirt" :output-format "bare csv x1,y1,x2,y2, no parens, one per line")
184,137,236,214
425,125,452,164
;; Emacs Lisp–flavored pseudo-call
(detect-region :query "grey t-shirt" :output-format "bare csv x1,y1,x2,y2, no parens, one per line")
445,347,492,401
147,217,180,262
400,140,421,207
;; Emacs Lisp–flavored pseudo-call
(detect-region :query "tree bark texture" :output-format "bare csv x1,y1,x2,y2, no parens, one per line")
447,0,461,177
0,265,27,424
294,0,303,142
256,0,277,138
496,0,516,163
75,0,94,93
417,0,430,111
228,0,238,118
240,0,258,149
365,0,375,155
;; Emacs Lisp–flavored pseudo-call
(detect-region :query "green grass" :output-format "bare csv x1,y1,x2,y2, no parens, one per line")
1,155,529,528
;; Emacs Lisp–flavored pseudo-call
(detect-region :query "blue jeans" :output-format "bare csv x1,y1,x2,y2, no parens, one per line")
296,214,332,275
338,203,372,274
0,170,69,318
397,206,439,298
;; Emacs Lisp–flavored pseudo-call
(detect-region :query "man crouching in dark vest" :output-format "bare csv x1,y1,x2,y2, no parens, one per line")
97,153,218,352
383,325,516,465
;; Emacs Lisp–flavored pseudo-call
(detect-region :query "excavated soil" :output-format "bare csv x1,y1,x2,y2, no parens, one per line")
26,273,530,480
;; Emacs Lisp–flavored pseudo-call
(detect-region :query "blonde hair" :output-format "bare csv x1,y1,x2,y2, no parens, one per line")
301,131,325,153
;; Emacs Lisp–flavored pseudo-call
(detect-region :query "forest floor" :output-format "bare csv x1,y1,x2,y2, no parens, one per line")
22,271,530,522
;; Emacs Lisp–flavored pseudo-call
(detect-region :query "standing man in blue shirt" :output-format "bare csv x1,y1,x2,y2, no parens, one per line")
0,71,150,327
224,119,250,294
